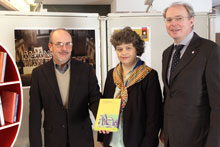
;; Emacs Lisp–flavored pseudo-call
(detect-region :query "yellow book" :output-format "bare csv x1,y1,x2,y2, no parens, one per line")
94,98,122,132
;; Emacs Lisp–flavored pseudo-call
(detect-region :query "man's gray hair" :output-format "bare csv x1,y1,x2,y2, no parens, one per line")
163,2,195,18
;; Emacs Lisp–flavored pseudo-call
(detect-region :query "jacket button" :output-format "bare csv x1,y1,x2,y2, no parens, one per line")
61,124,65,128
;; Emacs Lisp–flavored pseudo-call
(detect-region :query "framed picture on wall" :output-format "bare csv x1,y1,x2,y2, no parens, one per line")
14,28,96,87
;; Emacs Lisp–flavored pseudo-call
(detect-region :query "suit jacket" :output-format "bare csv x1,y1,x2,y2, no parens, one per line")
99,68,162,147
29,59,101,147
162,33,220,147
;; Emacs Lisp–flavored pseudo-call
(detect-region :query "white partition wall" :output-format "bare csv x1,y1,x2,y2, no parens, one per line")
0,11,102,86
106,13,214,87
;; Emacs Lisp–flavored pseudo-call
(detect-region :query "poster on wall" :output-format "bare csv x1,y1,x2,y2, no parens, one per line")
15,29,96,87
111,27,151,67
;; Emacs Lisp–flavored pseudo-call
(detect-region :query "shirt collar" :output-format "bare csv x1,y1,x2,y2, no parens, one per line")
175,31,194,46
54,59,71,74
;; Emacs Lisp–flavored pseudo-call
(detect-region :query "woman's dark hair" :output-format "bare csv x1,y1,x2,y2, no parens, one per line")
110,26,145,56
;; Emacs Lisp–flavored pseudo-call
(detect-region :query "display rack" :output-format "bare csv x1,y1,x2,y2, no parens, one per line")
0,44,23,147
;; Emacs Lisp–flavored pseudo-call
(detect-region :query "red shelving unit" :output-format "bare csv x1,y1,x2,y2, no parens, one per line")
0,44,23,147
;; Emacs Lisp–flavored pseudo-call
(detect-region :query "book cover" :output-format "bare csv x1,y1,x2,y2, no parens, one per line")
13,94,19,122
1,91,18,123
94,98,122,132
0,52,7,83
0,96,5,126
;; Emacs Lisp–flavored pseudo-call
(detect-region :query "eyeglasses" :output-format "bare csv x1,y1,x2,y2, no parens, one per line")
51,42,73,48
165,16,190,23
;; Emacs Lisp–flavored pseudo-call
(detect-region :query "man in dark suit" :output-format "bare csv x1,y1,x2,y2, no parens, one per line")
161,2,220,147
29,28,101,147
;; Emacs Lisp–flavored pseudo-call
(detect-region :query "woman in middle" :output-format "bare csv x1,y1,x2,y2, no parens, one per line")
98,26,162,147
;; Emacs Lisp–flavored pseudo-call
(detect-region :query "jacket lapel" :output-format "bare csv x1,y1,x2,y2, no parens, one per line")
68,59,79,106
163,44,174,87
43,60,63,106
169,33,201,85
